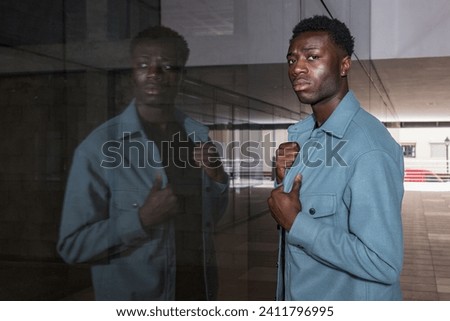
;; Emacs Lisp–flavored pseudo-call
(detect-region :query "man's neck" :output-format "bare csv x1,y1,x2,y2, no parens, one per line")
311,89,348,127
136,103,176,124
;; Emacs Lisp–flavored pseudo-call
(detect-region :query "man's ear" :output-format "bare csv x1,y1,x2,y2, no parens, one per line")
340,55,351,77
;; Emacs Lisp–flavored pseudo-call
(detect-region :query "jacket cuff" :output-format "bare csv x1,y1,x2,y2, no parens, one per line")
286,211,320,253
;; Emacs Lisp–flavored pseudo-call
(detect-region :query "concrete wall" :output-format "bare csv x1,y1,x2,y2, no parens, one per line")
161,0,450,66
372,0,450,59
162,0,372,66
396,127,450,174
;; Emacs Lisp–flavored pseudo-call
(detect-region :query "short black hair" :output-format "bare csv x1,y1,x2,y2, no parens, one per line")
291,15,354,56
130,25,190,65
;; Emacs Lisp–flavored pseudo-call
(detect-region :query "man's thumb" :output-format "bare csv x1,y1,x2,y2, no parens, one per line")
151,175,163,192
291,174,302,192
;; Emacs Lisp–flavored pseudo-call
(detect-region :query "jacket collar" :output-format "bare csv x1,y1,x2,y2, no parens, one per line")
114,99,209,142
288,91,360,139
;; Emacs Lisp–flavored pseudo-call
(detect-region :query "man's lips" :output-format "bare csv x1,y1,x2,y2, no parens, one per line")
292,78,311,90
143,87,161,94
142,84,165,95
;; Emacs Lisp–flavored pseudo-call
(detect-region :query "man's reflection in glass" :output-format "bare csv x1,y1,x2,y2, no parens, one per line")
57,26,229,300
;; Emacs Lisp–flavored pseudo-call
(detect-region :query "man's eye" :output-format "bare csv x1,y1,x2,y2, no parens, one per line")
287,59,295,65
164,65,182,72
135,62,182,72
307,55,319,61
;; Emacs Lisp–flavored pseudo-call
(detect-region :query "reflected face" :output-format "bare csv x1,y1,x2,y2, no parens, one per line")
287,31,348,106
132,40,185,109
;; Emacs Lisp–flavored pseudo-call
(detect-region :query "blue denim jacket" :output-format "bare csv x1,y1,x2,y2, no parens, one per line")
277,91,404,300
57,101,228,300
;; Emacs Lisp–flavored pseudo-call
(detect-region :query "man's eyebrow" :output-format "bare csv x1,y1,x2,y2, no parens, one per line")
302,46,319,51
286,47,320,58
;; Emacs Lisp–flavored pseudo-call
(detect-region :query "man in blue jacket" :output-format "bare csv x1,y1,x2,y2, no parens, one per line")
57,26,228,300
268,16,404,300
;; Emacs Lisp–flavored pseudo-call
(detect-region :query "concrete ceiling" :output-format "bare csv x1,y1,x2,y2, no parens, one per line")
163,0,450,125
2,45,448,125
1,0,449,126
185,55,450,124
370,56,450,123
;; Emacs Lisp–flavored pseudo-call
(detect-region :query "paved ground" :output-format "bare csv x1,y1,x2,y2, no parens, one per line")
1,181,449,300
215,182,450,300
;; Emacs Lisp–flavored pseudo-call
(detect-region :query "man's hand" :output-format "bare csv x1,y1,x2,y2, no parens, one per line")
275,142,300,184
139,176,180,230
193,141,227,183
268,174,302,231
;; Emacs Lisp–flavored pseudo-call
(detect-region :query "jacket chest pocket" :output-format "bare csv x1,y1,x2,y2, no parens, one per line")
301,193,337,222
111,190,148,214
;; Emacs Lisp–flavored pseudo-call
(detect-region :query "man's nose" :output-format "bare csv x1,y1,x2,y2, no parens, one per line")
146,64,163,78
293,59,308,75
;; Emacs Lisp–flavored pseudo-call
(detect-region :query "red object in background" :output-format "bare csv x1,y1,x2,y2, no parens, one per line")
404,169,444,182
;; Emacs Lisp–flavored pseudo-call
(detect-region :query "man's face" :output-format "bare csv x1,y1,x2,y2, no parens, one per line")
286,31,348,106
132,40,185,108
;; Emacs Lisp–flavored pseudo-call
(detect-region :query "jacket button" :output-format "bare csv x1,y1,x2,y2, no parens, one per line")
309,208,316,215
132,203,139,208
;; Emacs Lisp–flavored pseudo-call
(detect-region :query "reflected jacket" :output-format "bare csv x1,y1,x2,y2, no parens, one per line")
277,91,404,300
57,100,228,300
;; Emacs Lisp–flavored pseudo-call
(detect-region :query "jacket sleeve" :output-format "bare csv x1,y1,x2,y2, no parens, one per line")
204,172,229,224
286,149,404,284
202,136,230,224
57,149,148,264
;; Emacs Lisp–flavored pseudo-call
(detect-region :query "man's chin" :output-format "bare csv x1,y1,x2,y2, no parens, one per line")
296,92,315,105
137,95,176,106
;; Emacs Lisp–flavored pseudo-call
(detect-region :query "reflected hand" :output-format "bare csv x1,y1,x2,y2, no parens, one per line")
193,142,227,183
139,176,180,229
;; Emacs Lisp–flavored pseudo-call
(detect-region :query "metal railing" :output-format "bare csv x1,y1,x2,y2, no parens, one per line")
404,158,450,182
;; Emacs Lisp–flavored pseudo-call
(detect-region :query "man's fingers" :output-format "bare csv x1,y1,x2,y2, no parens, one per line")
276,148,284,157
278,142,300,154
288,141,300,152
276,142,300,169
267,196,273,208
276,166,286,176
269,183,285,199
